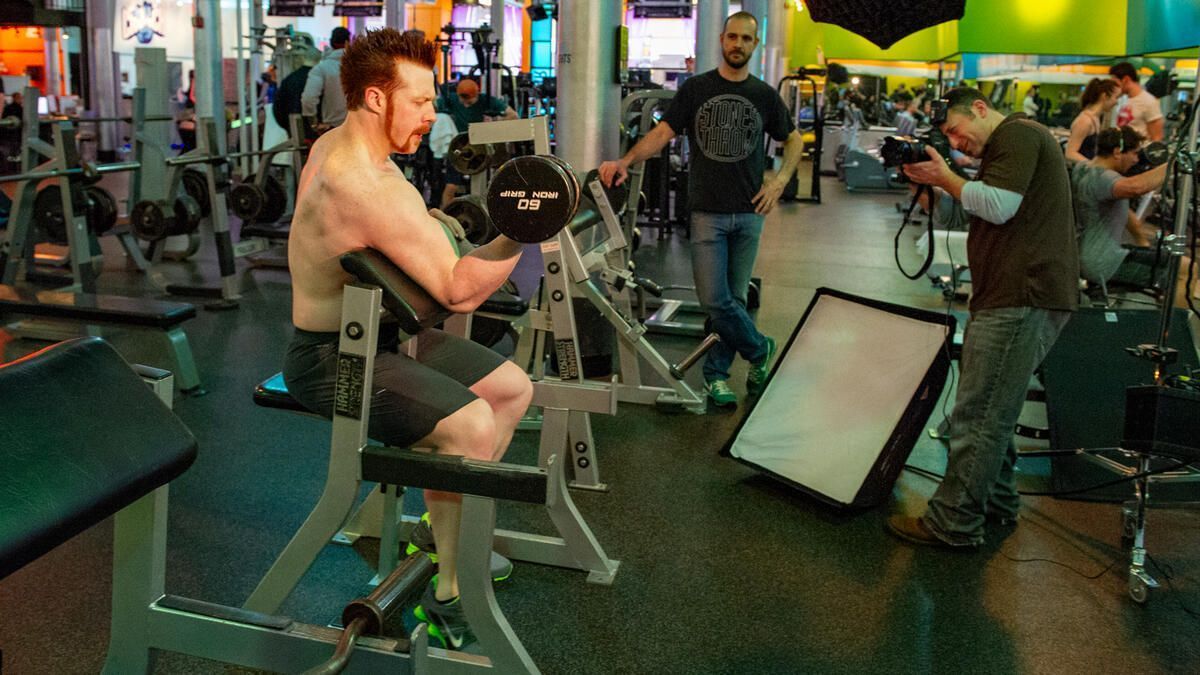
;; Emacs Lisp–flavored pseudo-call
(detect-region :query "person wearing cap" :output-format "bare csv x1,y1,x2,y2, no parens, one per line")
437,78,517,207
303,26,352,132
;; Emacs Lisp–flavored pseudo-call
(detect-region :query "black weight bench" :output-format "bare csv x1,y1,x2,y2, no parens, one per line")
0,336,197,581
0,284,203,393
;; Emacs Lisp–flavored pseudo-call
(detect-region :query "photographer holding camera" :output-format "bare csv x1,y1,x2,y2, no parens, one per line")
1073,125,1169,292
888,88,1079,548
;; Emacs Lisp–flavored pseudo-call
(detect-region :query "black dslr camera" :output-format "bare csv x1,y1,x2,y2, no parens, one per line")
879,99,953,172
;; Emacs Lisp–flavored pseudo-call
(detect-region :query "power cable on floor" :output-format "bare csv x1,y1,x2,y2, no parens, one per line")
1147,555,1200,623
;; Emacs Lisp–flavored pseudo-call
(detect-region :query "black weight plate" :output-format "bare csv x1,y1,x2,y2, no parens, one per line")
444,194,496,245
258,174,288,224
173,194,202,235
84,186,118,235
486,156,577,244
448,133,491,176
130,200,168,241
542,155,580,214
33,185,68,244
230,183,266,222
181,169,211,217
581,168,629,214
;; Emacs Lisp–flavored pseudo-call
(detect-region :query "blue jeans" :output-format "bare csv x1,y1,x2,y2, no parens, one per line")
923,307,1071,546
690,211,769,382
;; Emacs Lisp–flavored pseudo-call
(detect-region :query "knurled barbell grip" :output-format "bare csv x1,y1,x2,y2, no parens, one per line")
670,332,721,380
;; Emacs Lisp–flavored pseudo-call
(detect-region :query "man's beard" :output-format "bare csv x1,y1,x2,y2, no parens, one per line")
723,49,750,69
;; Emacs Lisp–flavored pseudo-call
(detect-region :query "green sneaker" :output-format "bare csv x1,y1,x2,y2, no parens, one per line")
746,336,777,396
406,512,514,582
706,379,738,410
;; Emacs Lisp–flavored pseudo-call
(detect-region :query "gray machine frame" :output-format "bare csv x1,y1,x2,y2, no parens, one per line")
103,281,599,673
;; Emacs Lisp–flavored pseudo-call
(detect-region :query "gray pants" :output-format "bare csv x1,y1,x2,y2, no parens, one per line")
923,306,1071,546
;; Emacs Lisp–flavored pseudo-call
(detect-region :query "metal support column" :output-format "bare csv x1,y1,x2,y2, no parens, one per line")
489,0,505,102
194,0,227,155
86,0,121,161
385,0,406,31
555,1,622,171
741,0,767,79
694,0,730,76
766,0,787,89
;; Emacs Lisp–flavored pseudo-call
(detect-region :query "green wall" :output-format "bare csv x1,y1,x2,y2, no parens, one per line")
792,0,1133,65
956,0,1127,56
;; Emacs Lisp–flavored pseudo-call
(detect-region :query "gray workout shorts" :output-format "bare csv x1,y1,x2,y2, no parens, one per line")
281,327,507,447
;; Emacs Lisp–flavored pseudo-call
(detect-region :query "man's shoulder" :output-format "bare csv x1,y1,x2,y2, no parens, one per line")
993,115,1054,147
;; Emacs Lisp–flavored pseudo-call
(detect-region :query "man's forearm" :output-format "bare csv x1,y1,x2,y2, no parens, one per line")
620,123,674,168
773,132,805,185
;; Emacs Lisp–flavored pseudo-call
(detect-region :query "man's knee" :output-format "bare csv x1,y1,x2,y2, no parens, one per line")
492,361,533,410
434,398,496,461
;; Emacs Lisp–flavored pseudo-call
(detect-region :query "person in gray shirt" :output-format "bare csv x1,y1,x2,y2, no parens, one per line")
302,26,351,132
1071,126,1167,288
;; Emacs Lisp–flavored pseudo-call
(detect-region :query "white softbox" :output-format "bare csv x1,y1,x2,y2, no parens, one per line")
725,288,955,509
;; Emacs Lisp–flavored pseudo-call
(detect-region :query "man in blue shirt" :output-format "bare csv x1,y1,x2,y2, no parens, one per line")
437,78,517,207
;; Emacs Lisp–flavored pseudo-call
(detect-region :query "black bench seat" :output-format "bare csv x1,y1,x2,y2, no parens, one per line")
0,284,197,329
0,337,197,580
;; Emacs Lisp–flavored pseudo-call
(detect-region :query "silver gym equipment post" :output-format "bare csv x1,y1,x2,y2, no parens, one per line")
555,0,622,172
694,0,730,76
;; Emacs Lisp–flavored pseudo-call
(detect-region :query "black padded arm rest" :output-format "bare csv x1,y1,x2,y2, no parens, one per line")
0,337,198,581
0,285,196,329
340,248,453,336
361,446,547,505
478,289,528,317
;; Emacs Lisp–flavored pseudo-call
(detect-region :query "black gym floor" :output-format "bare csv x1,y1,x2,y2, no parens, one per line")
1,174,1198,674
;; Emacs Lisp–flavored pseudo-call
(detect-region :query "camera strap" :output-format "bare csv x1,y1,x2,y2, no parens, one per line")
894,183,937,280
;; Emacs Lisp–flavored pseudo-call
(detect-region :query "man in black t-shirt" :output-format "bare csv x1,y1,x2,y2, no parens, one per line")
600,11,805,410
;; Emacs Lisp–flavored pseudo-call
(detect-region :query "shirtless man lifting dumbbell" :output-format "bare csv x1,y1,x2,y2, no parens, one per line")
283,28,532,649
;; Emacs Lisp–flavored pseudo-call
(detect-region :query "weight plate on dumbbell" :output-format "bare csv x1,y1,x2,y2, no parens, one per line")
486,155,579,244
444,194,496,246
32,185,69,244
230,183,266,222
173,194,202,235
181,169,211,218
84,186,118,236
448,133,492,176
542,155,580,214
130,200,169,242
258,174,288,224
581,168,629,214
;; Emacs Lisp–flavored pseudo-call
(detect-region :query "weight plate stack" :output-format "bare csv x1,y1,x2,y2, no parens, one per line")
444,194,496,245
84,186,118,236
448,133,492,175
181,170,212,218
173,194,202,235
130,200,169,242
32,185,69,244
257,174,288,224
230,183,266,222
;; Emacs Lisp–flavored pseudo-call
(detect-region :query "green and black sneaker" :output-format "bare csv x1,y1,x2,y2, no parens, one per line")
706,379,738,410
406,512,514,582
414,581,475,650
746,335,777,396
